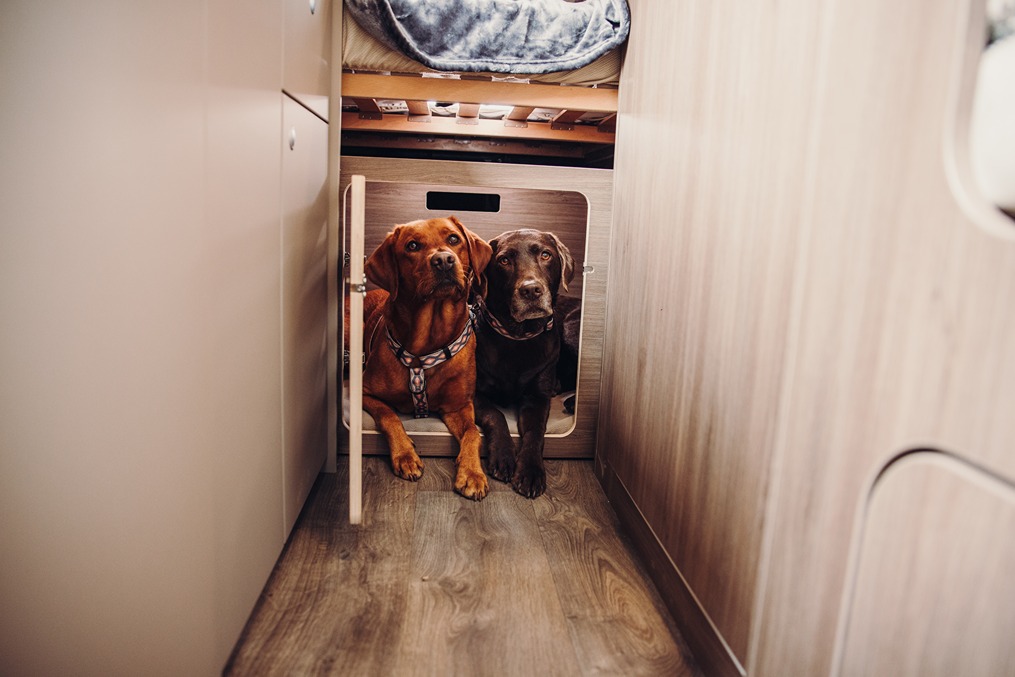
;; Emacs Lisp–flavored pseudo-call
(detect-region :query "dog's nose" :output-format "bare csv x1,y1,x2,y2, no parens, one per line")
430,251,456,272
518,280,544,300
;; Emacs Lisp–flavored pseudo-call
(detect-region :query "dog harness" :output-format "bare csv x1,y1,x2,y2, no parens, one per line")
473,297,554,341
385,311,475,418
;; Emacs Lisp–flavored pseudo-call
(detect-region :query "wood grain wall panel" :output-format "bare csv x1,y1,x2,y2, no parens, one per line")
599,0,826,670
752,0,1015,674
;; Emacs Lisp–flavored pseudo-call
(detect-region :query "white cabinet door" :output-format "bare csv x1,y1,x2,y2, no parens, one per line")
282,94,330,534
0,1,287,673
284,0,331,120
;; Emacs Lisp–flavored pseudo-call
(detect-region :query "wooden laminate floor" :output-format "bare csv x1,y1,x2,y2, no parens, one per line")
226,456,702,676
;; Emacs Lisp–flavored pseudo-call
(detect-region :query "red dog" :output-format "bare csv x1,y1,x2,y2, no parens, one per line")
357,216,492,500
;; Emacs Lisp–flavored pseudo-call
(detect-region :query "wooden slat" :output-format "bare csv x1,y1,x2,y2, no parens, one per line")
342,72,618,112
405,100,430,115
506,106,534,121
551,109,586,127
405,100,431,121
455,103,480,126
340,111,615,145
456,103,480,119
351,98,381,114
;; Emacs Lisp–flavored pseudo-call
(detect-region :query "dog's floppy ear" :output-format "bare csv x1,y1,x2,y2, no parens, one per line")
365,226,401,299
549,232,575,293
449,215,492,297
485,236,500,298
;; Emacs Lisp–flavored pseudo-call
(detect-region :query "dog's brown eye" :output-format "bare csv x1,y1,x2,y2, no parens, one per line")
497,255,510,266
405,241,420,252
540,251,552,261
447,234,461,245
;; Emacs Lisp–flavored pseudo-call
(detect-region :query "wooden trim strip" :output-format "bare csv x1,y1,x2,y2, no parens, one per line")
340,112,615,144
341,133,588,159
342,72,619,112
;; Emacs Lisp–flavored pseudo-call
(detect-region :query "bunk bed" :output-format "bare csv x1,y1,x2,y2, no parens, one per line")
339,0,628,161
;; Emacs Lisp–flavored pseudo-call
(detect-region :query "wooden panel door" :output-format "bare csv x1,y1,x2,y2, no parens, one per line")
837,453,1015,676
604,0,1015,675
751,0,1015,672
282,94,330,533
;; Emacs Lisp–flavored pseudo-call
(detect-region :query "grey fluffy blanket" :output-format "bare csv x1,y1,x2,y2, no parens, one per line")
345,0,630,74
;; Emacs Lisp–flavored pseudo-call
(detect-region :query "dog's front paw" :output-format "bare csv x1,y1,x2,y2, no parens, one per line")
455,465,489,501
486,440,516,483
512,463,546,499
487,454,515,483
391,449,424,481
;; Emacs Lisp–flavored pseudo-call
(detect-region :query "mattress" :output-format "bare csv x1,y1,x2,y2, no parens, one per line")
342,9,622,88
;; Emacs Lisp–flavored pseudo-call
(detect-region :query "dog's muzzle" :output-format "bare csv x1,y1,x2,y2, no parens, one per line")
510,278,553,321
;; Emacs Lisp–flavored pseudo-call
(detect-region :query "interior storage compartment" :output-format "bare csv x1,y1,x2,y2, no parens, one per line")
338,156,612,459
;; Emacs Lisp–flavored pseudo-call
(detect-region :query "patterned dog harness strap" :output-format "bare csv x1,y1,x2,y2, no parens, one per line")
473,297,554,341
385,311,475,418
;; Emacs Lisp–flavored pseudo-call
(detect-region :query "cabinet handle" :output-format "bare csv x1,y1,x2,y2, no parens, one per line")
309,0,317,15
288,127,297,151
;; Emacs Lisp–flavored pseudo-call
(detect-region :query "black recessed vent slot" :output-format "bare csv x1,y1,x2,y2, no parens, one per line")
426,191,501,213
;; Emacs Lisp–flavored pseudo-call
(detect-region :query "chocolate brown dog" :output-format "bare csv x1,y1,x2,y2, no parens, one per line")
358,216,492,500
473,228,575,498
